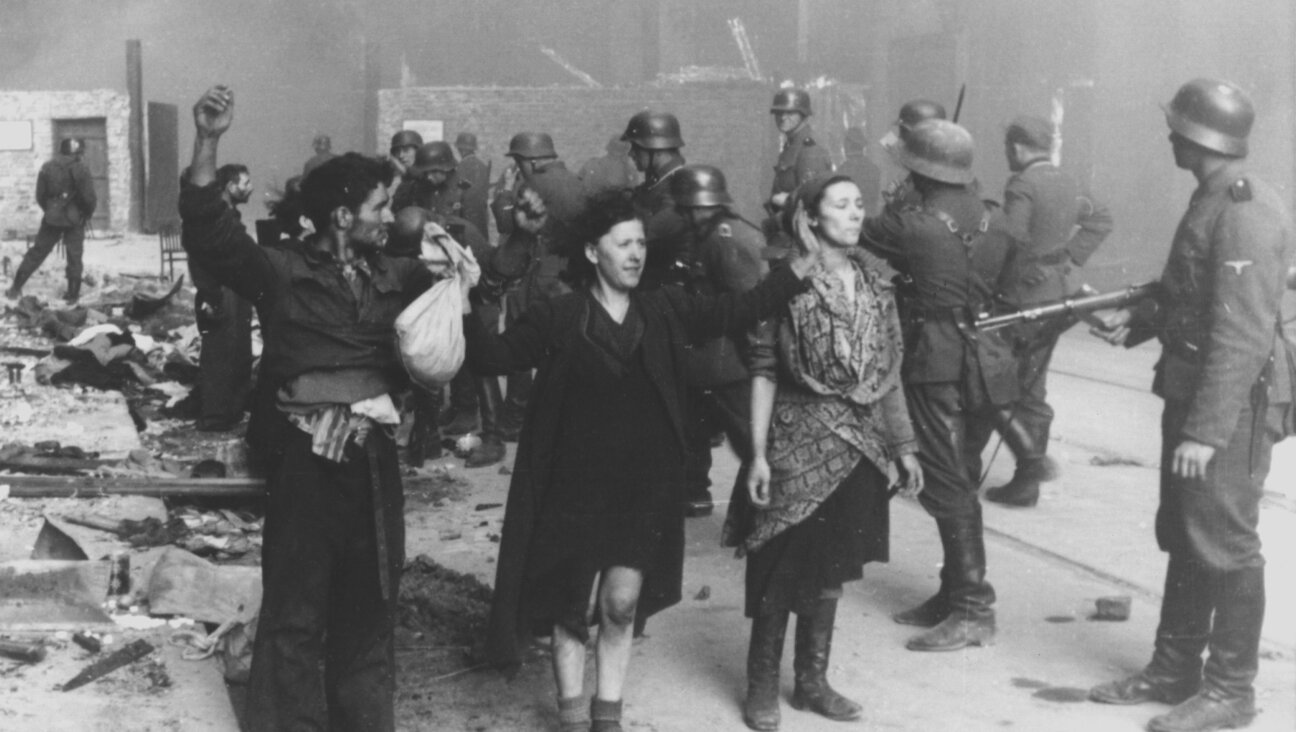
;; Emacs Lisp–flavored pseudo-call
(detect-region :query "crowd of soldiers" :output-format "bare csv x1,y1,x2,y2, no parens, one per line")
159,74,1293,732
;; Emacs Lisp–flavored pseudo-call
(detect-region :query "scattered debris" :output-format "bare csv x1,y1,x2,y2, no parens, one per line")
61,638,155,691
0,638,46,663
1092,595,1131,621
694,585,711,601
1089,454,1143,467
72,631,103,653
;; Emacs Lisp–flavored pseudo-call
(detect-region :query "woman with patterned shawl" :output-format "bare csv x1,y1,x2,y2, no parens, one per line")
730,175,924,731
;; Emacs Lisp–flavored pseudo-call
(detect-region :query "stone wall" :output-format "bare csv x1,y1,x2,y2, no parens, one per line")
378,84,779,220
0,90,132,236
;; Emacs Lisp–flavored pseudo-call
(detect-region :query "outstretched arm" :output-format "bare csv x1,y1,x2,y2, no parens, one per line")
190,86,234,188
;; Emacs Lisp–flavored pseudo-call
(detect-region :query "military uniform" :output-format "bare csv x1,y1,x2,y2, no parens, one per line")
861,183,1017,646
678,214,767,515
980,159,1113,500
10,150,97,300
1131,161,1292,570
770,122,833,200
633,163,691,290
393,173,472,222
455,152,492,242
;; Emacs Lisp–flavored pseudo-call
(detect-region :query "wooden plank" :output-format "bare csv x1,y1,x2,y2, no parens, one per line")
0,473,450,498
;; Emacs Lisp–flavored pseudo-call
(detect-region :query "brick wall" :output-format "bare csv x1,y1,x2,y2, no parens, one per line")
378,83,779,221
0,90,132,236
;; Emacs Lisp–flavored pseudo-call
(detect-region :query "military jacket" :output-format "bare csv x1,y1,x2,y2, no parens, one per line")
771,122,833,198
999,159,1114,305
456,153,492,240
491,160,586,241
37,153,97,227
634,164,691,290
1134,161,1295,448
682,214,768,386
861,187,1017,404
393,174,471,222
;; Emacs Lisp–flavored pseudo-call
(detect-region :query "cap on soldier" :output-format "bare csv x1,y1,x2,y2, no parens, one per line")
671,164,733,207
411,141,457,174
454,132,478,152
889,119,975,185
621,111,685,150
507,132,558,160
1163,78,1253,157
1005,115,1054,150
390,129,424,153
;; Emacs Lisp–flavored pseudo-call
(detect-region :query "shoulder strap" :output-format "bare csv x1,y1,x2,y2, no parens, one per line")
929,208,990,248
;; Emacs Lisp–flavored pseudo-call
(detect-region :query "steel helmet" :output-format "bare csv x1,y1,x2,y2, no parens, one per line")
390,130,424,154
671,164,733,207
506,131,557,160
889,119,975,185
410,141,457,174
621,111,684,151
1164,78,1253,157
453,131,478,152
897,99,948,131
770,88,813,116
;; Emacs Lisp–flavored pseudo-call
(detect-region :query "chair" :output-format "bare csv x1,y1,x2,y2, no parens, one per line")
158,221,185,280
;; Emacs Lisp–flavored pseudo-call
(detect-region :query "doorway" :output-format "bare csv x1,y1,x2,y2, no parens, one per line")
52,118,110,232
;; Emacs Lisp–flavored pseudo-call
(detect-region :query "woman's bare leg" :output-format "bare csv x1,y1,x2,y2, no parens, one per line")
594,566,643,701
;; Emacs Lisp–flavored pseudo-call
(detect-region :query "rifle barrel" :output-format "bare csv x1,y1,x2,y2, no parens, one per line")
977,282,1156,332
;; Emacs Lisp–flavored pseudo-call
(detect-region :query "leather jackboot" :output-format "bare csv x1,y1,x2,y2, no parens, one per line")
790,599,862,721
1091,553,1212,705
743,610,789,731
985,415,1056,508
893,520,957,627
590,697,623,732
906,512,996,652
1146,566,1265,731
465,376,506,468
440,366,479,436
64,277,81,304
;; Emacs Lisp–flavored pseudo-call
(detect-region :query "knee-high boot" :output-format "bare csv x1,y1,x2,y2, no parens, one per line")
892,522,956,627
743,610,788,731
1147,566,1263,732
906,510,995,652
790,599,861,721
985,411,1057,508
1090,553,1210,705
464,376,506,468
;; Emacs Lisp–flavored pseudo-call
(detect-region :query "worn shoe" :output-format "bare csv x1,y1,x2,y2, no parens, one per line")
1147,690,1256,732
557,695,589,732
905,612,995,652
790,599,862,722
1089,672,1200,706
441,409,479,437
590,697,623,732
985,456,1058,507
464,433,506,468
743,611,789,731
892,592,950,628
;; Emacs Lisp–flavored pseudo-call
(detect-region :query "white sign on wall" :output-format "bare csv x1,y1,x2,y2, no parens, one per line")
0,121,33,151
403,120,443,143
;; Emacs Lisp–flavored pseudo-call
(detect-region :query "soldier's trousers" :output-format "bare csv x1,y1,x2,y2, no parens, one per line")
1157,399,1278,571
905,382,986,520
13,221,84,291
683,380,753,499
247,427,404,732
196,286,253,428
1012,334,1057,454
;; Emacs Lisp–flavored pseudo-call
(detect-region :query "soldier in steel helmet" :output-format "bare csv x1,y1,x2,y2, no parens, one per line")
388,130,423,179
859,119,1030,653
393,141,471,222
620,110,692,290
485,131,586,441
453,131,492,241
976,115,1114,509
6,137,97,302
767,88,834,213
879,99,947,209
1088,79,1295,732
668,165,768,519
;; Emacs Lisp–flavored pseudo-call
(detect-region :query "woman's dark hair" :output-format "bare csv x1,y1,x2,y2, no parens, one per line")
560,187,641,288
299,152,393,234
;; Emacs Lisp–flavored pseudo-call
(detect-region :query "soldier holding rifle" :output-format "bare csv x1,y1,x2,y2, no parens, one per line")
1088,79,1294,732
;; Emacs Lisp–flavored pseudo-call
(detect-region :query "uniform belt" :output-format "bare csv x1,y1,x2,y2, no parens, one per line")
905,305,975,322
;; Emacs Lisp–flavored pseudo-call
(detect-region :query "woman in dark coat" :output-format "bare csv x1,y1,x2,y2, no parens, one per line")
457,189,821,732
733,176,923,730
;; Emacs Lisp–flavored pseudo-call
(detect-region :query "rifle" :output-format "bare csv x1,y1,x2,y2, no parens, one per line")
952,83,967,123
976,281,1157,334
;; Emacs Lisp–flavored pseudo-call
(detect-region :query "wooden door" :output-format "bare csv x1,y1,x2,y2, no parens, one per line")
52,118,110,231
146,102,179,231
